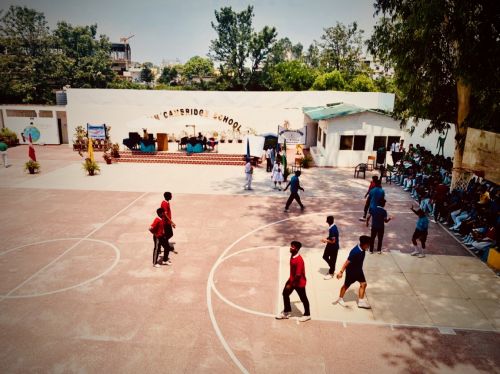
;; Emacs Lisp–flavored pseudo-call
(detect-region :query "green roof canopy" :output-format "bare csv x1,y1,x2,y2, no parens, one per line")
303,103,369,121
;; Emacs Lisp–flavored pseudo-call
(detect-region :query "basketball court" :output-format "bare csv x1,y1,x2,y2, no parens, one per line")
0,145,498,373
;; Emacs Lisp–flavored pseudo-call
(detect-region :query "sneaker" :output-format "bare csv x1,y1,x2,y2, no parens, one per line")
323,274,334,280
283,209,289,213
417,253,426,258
301,206,305,211
154,263,162,268
334,298,346,307
369,251,374,254
275,311,291,320
410,250,419,256
377,251,382,254
359,217,366,221
358,299,371,309
430,219,437,223
298,315,311,322
162,260,172,265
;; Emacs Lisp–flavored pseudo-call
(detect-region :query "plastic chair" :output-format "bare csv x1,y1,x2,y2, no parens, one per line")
367,155,376,171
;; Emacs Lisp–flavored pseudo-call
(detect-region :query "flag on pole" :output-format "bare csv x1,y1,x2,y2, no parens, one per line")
88,137,94,162
281,138,287,170
28,134,36,162
246,137,251,162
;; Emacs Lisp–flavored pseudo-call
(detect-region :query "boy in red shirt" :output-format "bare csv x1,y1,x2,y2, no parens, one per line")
275,241,311,322
149,208,169,268
160,191,176,261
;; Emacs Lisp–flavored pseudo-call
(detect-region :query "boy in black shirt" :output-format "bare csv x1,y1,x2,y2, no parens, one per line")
334,235,371,309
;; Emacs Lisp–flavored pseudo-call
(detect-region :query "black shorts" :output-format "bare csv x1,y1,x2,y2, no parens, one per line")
344,271,366,288
412,229,428,244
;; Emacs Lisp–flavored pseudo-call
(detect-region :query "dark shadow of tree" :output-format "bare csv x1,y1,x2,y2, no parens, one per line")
380,327,499,374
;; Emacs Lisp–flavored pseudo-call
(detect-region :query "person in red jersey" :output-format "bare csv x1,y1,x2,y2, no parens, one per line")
149,208,169,268
160,191,176,262
275,241,311,322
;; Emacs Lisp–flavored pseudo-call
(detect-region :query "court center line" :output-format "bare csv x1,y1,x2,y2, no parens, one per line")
0,192,147,302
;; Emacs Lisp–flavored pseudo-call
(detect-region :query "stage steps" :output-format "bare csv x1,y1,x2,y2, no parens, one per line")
115,151,247,166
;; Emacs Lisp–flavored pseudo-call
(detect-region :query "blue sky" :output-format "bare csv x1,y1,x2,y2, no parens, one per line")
2,0,380,64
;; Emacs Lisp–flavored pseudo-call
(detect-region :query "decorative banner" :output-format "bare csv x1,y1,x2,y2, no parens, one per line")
155,108,242,132
87,124,106,140
278,125,306,144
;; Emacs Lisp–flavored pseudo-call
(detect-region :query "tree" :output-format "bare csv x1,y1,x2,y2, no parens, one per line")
347,74,376,92
0,6,55,103
140,64,154,83
368,0,500,185
52,22,115,89
158,65,178,85
183,56,214,88
268,60,317,91
311,70,346,91
209,5,277,89
318,22,364,76
304,43,320,68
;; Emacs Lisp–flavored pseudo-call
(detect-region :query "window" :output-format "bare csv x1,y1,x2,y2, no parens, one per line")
353,135,366,151
322,132,326,148
317,127,322,142
39,110,53,118
373,136,387,151
6,109,37,117
339,135,353,150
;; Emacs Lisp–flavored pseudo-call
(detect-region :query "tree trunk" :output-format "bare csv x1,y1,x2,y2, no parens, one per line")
451,77,471,188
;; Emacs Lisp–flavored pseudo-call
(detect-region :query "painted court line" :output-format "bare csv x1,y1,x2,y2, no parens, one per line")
0,192,147,302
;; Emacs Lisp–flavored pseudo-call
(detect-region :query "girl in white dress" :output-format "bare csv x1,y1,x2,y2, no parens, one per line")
272,159,285,190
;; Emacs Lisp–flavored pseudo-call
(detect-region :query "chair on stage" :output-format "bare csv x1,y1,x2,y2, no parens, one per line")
123,132,142,150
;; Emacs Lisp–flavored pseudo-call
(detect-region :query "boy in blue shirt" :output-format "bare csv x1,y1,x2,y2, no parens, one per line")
284,171,305,212
321,215,339,279
366,199,393,254
368,179,385,214
334,235,372,309
410,205,429,258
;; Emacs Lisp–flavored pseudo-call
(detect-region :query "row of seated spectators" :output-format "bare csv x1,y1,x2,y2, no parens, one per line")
390,144,499,261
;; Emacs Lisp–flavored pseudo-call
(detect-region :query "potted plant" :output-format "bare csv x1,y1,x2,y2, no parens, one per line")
220,131,226,143
24,160,40,174
301,154,313,169
111,143,120,158
103,152,112,164
82,158,100,176
236,130,243,143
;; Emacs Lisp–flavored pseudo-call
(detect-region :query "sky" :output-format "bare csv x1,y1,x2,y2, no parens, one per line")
2,0,380,65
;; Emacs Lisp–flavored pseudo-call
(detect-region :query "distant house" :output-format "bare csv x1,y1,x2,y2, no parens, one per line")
304,103,404,167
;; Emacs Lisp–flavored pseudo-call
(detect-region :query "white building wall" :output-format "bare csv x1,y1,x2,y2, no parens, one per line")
65,89,395,147
403,119,455,159
316,112,405,167
0,105,63,144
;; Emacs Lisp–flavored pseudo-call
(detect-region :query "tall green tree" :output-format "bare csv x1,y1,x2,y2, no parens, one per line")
209,5,277,89
183,56,214,88
53,21,115,89
158,65,178,85
268,60,317,91
304,43,320,68
0,6,55,103
368,0,500,183
140,64,154,83
319,22,364,76
311,70,346,91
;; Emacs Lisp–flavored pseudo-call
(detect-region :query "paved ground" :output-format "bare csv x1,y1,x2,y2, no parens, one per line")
0,145,499,374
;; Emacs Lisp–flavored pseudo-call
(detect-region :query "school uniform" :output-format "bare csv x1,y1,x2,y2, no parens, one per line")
323,224,339,275
412,215,429,248
369,206,387,253
344,245,366,288
369,186,385,213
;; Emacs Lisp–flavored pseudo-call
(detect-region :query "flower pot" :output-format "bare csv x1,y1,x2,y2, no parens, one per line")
237,139,243,143
105,158,112,165
88,170,95,176
228,139,233,143
220,139,226,143
28,167,35,174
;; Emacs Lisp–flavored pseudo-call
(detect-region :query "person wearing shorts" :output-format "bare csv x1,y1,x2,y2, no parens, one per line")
410,205,429,258
334,235,371,309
